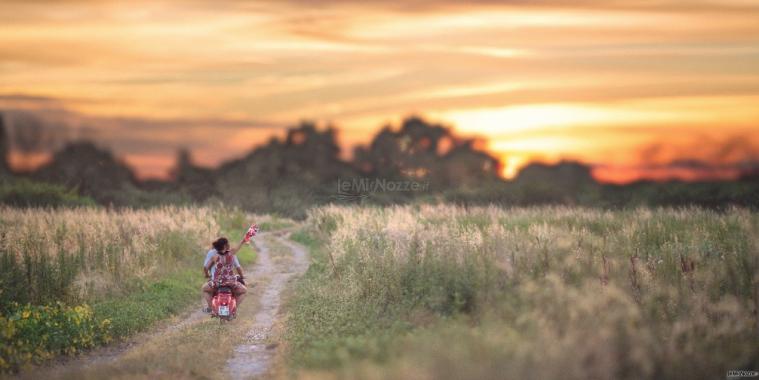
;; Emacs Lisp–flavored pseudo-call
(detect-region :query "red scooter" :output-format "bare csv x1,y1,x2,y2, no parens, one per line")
211,224,257,322
211,280,239,321
212,275,247,321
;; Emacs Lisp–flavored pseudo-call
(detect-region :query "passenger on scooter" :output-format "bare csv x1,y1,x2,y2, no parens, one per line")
202,236,247,313
203,246,241,285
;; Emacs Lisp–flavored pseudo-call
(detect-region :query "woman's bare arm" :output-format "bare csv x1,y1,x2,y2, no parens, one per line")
229,237,247,255
230,223,257,255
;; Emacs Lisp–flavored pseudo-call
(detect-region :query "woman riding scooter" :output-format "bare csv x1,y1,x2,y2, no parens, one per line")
202,236,248,313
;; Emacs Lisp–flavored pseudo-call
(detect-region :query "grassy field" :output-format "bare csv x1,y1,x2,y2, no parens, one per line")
3,203,757,378
22,233,302,380
0,206,262,372
0,206,220,308
286,205,759,379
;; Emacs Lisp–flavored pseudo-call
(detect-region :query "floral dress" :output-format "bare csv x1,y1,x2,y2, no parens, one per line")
209,252,238,288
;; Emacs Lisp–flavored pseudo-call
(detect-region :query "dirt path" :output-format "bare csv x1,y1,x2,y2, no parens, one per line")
226,234,309,380
14,231,309,380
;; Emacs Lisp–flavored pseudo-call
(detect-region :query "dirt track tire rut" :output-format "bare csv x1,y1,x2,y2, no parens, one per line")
226,233,309,380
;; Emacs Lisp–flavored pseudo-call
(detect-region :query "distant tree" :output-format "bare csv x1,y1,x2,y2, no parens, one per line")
170,148,217,201
34,141,136,204
355,117,445,179
5,112,67,157
281,122,346,182
513,160,599,204
439,140,501,187
214,121,354,215
739,164,759,182
354,116,501,188
516,161,594,185
171,149,193,181
0,113,10,177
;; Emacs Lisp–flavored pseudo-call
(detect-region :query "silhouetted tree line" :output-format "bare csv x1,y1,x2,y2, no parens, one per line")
0,113,757,217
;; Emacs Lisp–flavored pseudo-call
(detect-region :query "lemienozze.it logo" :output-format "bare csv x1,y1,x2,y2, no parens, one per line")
334,177,429,200
727,370,759,378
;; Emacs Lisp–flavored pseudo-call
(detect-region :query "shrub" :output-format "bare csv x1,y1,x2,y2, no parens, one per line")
0,179,95,208
0,303,111,373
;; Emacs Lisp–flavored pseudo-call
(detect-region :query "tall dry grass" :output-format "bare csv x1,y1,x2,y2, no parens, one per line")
289,205,759,379
0,206,219,311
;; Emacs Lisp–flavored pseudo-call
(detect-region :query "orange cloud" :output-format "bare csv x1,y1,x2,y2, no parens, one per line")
1,0,758,181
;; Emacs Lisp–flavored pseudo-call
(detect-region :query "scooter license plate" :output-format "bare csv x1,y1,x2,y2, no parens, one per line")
219,306,230,316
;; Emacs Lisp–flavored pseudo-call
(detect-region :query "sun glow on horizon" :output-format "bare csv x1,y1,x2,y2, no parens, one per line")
1,0,758,182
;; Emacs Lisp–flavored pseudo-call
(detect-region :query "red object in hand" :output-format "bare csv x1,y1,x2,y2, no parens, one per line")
244,224,258,242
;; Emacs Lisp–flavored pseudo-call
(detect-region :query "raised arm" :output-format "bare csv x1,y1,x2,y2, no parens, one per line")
230,223,258,255
229,237,247,255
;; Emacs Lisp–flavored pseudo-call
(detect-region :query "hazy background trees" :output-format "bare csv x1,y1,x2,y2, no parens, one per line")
0,112,756,216
0,115,10,178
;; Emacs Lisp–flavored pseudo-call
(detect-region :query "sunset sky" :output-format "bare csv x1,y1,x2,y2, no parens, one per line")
1,0,758,182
